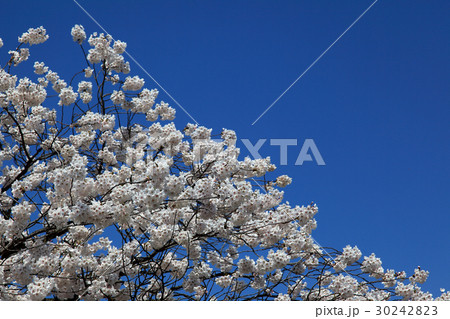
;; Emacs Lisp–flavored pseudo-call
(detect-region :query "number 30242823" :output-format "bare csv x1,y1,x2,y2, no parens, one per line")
376,305,438,316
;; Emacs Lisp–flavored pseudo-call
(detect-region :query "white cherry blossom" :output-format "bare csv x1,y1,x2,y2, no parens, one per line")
0,25,446,301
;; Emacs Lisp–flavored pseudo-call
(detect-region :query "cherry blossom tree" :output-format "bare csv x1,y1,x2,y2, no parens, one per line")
0,25,447,301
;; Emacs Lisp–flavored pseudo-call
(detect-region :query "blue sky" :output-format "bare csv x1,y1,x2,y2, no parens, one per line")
1,0,449,296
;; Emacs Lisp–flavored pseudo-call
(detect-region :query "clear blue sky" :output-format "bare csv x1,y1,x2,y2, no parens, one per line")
1,0,449,296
